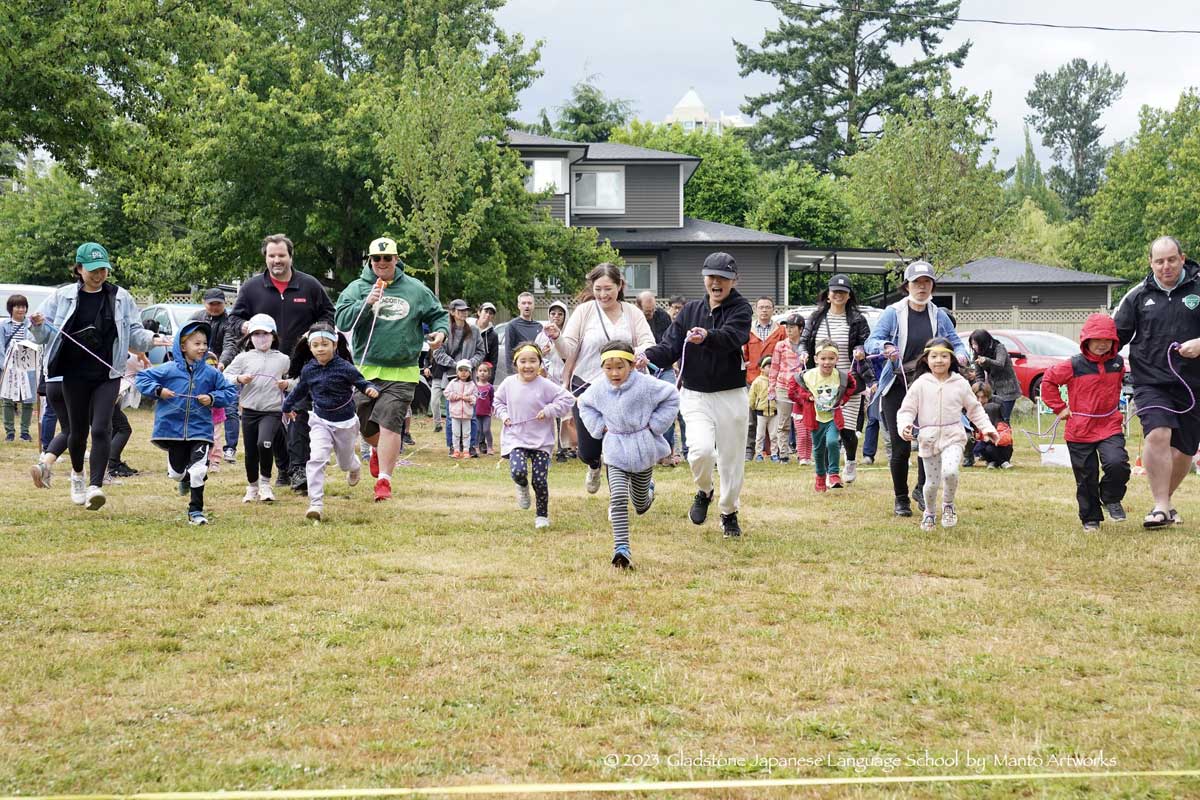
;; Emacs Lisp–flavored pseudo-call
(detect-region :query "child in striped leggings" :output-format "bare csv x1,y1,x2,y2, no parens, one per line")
578,340,680,569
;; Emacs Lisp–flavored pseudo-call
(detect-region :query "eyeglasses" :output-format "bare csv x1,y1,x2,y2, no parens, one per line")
370,255,395,263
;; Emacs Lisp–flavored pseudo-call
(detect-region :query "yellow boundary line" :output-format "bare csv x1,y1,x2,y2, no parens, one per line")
11,769,1200,799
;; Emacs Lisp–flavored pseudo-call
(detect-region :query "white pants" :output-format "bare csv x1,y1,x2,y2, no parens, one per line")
307,415,362,507
680,386,748,515
922,443,963,512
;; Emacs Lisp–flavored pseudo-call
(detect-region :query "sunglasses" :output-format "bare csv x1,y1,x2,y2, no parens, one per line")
370,255,396,263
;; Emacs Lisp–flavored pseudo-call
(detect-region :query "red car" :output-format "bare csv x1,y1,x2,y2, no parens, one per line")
959,328,1082,401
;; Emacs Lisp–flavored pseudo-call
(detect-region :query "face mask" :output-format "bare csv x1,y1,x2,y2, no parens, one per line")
251,332,273,352
908,296,929,309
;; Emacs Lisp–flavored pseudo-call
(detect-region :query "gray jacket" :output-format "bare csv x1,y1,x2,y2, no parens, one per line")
223,349,292,412
975,344,1020,401
432,322,485,387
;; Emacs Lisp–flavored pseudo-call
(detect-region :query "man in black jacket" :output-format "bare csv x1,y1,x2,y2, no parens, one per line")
642,252,752,538
227,234,336,491
192,287,239,462
1114,235,1200,528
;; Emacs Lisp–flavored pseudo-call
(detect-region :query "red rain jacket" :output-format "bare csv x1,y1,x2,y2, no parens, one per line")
1040,314,1125,443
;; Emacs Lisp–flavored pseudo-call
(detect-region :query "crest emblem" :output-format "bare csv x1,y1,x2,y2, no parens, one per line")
1185,294,1200,310
378,242,388,252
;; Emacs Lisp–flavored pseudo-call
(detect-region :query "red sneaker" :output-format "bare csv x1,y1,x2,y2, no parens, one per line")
373,477,391,502
814,474,827,493
369,447,379,478
827,473,843,489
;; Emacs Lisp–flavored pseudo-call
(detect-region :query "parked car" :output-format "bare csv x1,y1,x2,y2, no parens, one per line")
139,303,206,364
958,328,1082,401
773,304,885,331
0,283,61,322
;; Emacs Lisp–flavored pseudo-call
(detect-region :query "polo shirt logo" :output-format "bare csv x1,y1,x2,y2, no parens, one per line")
294,298,307,303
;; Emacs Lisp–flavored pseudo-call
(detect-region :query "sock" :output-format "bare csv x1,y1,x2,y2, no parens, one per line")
378,472,391,482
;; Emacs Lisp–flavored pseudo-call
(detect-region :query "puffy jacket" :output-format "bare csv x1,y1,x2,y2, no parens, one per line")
1041,314,1125,443
896,372,994,458
30,282,155,379
748,375,776,415
577,368,680,473
227,268,335,358
644,290,752,393
334,265,449,368
445,377,478,420
135,320,239,443
1114,260,1200,387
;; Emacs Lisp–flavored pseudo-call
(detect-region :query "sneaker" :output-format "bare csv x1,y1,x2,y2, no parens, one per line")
70,472,87,505
814,474,827,493
258,481,276,503
110,461,139,477
844,460,857,483
402,433,415,446
556,450,568,463
941,503,958,528
689,489,714,525
770,453,780,463
1082,521,1101,531
469,447,479,459
348,467,361,487
721,512,742,538
305,505,322,522
3,432,12,442
894,495,912,517
20,432,33,442
275,472,290,487
753,454,764,462
373,477,391,502
85,485,106,511
911,486,926,512
188,511,209,526
433,423,442,433
584,466,602,494
102,470,114,486
861,455,875,465
1000,461,1013,469
243,484,260,503
534,516,550,529
779,455,790,464
920,512,936,532
516,483,531,510
369,447,379,478
290,470,307,493
1105,502,1127,522
223,447,236,463
828,473,844,489
797,459,813,466
30,460,52,489
611,550,632,569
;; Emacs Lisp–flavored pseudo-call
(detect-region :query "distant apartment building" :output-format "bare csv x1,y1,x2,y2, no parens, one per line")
663,88,751,135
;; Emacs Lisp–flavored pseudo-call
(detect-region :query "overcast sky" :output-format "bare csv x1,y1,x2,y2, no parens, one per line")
495,0,1199,168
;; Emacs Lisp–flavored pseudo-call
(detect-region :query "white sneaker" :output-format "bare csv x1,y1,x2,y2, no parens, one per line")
844,460,857,483
516,483,531,510
797,459,813,466
1000,461,1013,469
585,466,602,494
242,484,260,503
534,516,550,529
85,485,106,511
941,503,958,528
306,505,322,522
223,447,236,463
258,481,276,503
69,472,86,505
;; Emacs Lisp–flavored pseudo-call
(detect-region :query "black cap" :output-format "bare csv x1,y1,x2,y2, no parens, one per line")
784,313,804,326
701,252,737,279
827,274,852,292
203,288,226,303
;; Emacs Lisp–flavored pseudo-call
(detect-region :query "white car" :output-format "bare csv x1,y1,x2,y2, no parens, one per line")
0,283,62,323
139,303,206,364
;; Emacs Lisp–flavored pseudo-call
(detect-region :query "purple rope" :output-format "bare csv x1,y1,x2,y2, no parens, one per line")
1135,342,1197,415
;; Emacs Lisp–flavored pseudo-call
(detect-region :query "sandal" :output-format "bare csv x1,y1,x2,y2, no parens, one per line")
1170,508,1182,525
1143,509,1171,529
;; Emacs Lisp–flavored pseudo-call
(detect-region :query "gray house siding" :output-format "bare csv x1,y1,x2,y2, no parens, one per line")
657,245,785,304
572,164,680,228
946,284,1110,310
537,194,567,223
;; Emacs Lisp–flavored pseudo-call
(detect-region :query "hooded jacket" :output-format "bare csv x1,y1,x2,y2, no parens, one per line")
644,289,753,393
578,369,680,473
535,300,570,385
334,265,450,370
865,297,967,396
1041,314,1125,443
135,320,239,443
743,321,787,385
1113,259,1200,387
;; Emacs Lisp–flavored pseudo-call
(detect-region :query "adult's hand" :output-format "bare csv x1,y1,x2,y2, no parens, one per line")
633,353,649,371
686,327,707,345
365,284,384,307
543,322,560,340
428,331,446,350
882,344,898,361
30,311,45,326
1179,338,1200,359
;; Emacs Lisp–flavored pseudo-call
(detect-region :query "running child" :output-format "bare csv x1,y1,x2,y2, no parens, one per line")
493,342,575,530
578,340,680,568
897,337,998,531
445,358,477,458
135,320,239,525
283,323,380,522
474,363,495,455
747,354,776,461
224,313,291,503
1040,314,1130,531
789,340,858,491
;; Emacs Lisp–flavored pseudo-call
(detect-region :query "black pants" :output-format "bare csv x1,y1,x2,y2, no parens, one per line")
570,378,603,469
1067,434,1130,524
45,381,70,458
881,382,925,499
840,428,859,461
109,406,132,467
287,409,310,477
242,408,283,483
973,441,1014,466
63,376,120,487
166,440,208,513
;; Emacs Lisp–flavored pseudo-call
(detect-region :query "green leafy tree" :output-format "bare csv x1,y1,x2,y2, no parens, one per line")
0,162,104,284
1005,126,1066,222
610,121,760,226
554,76,633,143
1072,91,1200,281
1025,59,1126,218
735,0,970,171
745,162,851,246
995,198,1073,267
842,84,1006,273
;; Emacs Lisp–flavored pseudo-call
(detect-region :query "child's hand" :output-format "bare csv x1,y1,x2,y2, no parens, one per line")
159,388,176,400
365,387,380,399
284,411,297,422
276,380,290,391
1057,408,1071,420
900,424,915,442
984,430,1000,444
503,418,512,427
238,374,253,385
197,394,213,407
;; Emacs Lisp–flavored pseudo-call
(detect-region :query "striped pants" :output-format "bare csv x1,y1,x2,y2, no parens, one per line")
606,465,653,559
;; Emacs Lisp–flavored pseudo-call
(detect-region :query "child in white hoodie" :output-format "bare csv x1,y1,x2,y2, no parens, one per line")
897,337,998,532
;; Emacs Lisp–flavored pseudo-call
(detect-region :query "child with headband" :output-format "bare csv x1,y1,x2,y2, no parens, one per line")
578,340,680,568
493,341,576,529
789,339,859,492
283,323,380,522
1040,313,1130,531
897,337,998,531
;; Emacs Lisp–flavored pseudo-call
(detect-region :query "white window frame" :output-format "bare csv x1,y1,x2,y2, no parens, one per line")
571,165,625,215
931,291,956,311
622,257,658,295
522,158,564,194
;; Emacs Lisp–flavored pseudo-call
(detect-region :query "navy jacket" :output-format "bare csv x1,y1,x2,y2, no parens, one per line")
1114,260,1200,387
283,354,376,422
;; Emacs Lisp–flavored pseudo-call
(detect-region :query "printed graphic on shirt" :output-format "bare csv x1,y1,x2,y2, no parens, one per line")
814,382,838,412
376,296,411,321
1184,294,1200,310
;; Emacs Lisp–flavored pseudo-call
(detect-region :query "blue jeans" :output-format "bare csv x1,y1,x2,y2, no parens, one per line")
999,398,1016,424
222,403,240,451
862,395,881,459
445,399,476,450
39,399,57,451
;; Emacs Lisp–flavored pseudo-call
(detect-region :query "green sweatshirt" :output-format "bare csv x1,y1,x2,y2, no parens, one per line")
334,266,450,368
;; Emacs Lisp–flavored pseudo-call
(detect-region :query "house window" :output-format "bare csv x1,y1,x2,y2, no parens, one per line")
522,159,563,193
572,166,624,214
623,257,657,294
931,293,956,310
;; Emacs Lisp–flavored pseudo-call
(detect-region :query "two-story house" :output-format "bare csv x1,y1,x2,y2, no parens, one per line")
508,131,802,305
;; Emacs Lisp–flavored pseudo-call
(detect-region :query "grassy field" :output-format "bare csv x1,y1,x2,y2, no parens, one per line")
1,406,1198,799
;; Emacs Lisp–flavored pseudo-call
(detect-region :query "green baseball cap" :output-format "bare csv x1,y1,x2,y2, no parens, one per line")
75,242,112,271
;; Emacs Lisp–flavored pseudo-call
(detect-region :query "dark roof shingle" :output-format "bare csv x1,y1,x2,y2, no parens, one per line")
939,257,1124,285
596,217,803,247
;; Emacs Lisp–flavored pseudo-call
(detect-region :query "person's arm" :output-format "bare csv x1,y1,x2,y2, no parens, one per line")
895,383,919,433
977,345,1007,369
701,299,751,352
555,302,585,359
422,293,451,341
1040,362,1070,415
643,312,684,369
122,292,155,353
864,307,897,356
798,312,819,363
493,378,510,423
766,342,783,397
282,370,311,414
226,285,253,339
209,370,241,409
134,365,165,398
748,378,765,409
468,327,486,369
1112,286,1140,347
842,372,859,400
219,320,242,367
334,280,369,332
575,387,606,439
648,382,681,435
787,373,810,405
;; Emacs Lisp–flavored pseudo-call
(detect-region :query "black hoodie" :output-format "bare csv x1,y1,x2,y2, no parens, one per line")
644,289,752,393
1114,259,1200,387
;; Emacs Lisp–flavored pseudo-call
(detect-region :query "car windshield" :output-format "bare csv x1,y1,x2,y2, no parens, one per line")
1013,331,1078,357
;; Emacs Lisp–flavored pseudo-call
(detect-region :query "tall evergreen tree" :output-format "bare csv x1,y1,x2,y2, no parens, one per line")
1006,126,1066,222
554,76,633,143
735,0,970,171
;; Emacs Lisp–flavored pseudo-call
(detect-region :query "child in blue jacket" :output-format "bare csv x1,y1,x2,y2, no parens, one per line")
135,320,239,525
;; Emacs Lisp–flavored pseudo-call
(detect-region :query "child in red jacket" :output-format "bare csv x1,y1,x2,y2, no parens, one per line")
1040,314,1130,531
789,339,858,492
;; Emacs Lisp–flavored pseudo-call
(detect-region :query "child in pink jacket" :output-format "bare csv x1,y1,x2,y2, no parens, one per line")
897,337,998,532
445,359,478,459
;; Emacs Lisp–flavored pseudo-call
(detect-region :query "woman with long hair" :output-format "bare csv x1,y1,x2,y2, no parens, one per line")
968,329,1020,423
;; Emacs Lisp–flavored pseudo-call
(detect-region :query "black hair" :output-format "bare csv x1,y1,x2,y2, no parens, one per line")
142,318,160,334
913,337,962,379
969,329,997,359
669,295,686,306
290,322,352,375
812,282,860,320
241,328,281,352
6,294,28,314
510,339,544,364
598,338,635,365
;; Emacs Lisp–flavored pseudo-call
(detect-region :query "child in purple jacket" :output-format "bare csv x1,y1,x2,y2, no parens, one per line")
494,341,575,530
474,362,495,455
